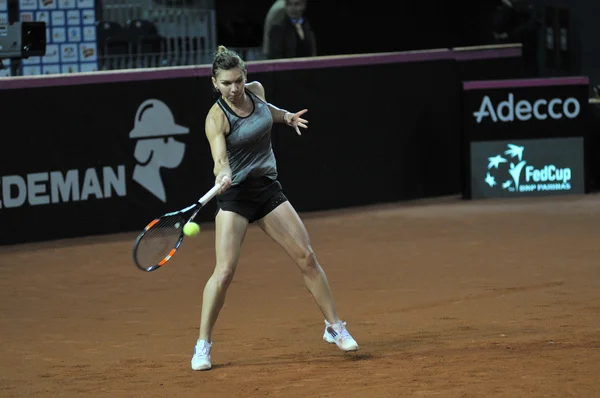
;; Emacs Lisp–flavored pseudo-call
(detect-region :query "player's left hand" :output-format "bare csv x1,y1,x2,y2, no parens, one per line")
284,109,309,135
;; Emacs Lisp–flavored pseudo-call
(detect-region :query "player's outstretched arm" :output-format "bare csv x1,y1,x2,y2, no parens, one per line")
246,81,309,135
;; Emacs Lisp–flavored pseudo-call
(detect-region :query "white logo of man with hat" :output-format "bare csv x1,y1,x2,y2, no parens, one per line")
130,99,189,202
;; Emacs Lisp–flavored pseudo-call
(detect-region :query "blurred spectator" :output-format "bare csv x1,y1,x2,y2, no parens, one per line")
491,0,541,77
264,0,316,60
262,0,285,59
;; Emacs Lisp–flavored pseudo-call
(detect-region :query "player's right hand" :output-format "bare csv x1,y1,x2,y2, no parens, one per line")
216,174,232,194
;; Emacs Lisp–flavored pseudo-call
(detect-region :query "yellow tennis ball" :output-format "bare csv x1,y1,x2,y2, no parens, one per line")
183,222,200,237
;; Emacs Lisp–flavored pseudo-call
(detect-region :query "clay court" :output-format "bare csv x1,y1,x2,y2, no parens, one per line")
1,193,600,397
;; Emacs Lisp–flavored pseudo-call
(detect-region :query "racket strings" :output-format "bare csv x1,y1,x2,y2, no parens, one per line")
135,216,185,269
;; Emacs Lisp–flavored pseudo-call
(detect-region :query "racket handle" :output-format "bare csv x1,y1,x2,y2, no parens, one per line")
199,183,222,206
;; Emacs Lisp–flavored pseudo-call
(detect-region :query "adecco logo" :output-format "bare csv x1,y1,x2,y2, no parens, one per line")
473,93,581,123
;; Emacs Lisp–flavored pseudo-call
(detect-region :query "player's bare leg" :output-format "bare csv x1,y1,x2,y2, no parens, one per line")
192,210,248,370
258,201,338,322
200,210,248,341
257,201,359,351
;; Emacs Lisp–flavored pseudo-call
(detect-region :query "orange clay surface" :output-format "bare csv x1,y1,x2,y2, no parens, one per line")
1,194,600,397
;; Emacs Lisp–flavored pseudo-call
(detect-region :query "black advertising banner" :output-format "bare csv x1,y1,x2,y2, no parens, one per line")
463,77,590,141
462,76,590,199
0,47,526,245
469,138,585,199
269,57,461,212
0,73,217,245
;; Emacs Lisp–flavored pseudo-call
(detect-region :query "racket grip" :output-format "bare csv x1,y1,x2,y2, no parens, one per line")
199,183,222,206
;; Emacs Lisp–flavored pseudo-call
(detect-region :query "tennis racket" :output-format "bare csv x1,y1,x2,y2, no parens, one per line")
132,183,222,272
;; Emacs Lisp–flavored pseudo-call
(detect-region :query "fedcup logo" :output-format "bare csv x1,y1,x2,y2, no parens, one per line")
473,93,581,123
130,99,189,202
485,143,572,193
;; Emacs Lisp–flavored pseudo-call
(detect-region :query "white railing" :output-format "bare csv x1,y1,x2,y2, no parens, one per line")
102,0,153,26
99,0,218,69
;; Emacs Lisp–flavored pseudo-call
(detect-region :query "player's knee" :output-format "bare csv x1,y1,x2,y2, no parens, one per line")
296,246,317,275
213,264,236,288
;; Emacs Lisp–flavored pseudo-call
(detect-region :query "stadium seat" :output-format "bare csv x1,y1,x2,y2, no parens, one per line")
126,19,165,55
96,20,132,57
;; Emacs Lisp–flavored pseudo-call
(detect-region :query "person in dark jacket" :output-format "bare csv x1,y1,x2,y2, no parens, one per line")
265,0,317,59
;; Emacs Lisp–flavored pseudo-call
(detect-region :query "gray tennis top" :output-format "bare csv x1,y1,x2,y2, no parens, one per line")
216,89,278,185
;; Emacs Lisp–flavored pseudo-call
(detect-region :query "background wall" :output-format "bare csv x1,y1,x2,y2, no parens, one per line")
529,0,600,87
215,0,600,88
215,0,503,55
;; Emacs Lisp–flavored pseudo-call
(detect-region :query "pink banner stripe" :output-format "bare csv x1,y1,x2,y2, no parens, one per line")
463,76,590,90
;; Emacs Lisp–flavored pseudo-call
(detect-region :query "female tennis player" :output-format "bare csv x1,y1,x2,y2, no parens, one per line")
191,45,358,371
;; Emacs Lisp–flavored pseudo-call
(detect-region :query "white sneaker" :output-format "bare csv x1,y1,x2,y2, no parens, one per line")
323,320,359,352
191,340,212,371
